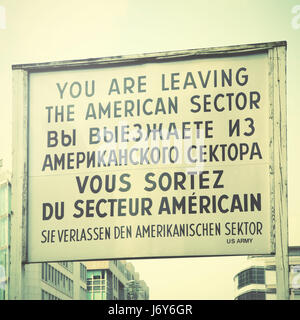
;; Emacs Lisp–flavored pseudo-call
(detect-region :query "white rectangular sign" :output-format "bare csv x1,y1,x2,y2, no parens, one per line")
23,46,280,262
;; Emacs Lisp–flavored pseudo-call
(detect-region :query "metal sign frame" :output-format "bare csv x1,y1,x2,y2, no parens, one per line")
10,41,288,299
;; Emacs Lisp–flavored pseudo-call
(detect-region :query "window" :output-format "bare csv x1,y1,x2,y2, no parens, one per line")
42,263,45,280
58,261,73,273
48,265,51,282
41,289,60,300
86,271,108,300
237,267,265,289
80,263,86,281
41,263,73,298
237,291,266,300
44,264,47,280
51,266,54,283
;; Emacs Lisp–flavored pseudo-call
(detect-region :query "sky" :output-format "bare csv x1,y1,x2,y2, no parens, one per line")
1,0,300,300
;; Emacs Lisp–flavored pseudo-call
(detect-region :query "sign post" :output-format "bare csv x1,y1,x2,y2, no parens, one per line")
10,41,288,299
10,69,28,299
269,45,289,299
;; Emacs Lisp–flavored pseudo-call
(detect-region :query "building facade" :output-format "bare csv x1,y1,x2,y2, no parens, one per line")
1,170,148,300
85,260,149,300
24,261,87,300
0,171,87,300
234,246,300,300
125,279,149,300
